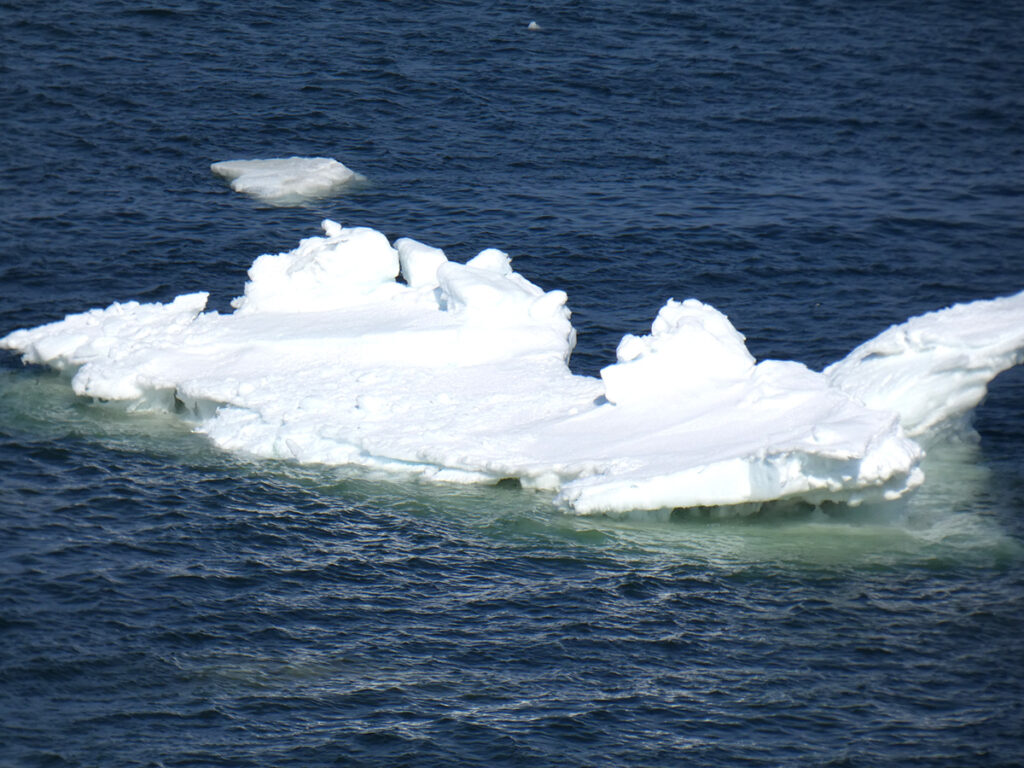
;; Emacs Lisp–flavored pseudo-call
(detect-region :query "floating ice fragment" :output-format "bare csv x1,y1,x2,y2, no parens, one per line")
3,220,1022,515
210,157,364,205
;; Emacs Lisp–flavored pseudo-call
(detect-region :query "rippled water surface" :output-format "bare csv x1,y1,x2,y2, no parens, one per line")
2,1,1024,765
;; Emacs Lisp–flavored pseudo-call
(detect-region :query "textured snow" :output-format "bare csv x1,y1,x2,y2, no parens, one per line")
825,292,1024,439
4,220,1023,514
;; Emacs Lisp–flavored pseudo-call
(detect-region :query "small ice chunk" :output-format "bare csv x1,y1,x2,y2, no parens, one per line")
210,157,364,205
395,238,448,289
600,299,755,405
467,248,514,275
231,220,399,313
437,259,546,324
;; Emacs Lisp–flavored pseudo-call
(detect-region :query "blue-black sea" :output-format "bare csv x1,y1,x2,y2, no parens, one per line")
2,1,1023,766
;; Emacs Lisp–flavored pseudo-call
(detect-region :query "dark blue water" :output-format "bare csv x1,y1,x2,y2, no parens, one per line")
2,1,1024,765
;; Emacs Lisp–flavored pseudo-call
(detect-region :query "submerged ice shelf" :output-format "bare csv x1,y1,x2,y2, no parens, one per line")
4,220,1024,514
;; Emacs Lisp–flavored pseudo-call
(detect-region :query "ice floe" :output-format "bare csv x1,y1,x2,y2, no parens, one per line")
4,220,1023,514
210,157,364,205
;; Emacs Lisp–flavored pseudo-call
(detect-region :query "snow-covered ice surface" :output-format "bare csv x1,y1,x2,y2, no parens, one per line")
825,297,1024,440
210,157,365,205
4,221,1023,515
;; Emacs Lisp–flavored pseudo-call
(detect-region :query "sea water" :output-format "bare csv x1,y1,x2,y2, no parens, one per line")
2,1,1023,765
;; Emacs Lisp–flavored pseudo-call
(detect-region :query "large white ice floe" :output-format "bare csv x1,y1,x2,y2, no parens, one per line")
4,220,1023,514
210,157,364,205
